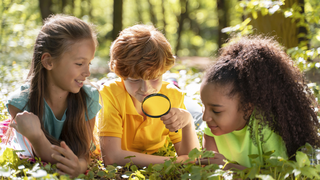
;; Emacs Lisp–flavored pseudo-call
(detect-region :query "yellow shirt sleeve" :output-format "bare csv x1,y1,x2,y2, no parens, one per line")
96,82,124,138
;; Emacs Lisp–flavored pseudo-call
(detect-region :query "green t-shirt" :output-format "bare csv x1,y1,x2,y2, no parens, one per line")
203,111,288,167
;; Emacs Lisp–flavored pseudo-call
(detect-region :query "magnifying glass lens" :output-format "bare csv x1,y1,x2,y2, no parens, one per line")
142,95,170,117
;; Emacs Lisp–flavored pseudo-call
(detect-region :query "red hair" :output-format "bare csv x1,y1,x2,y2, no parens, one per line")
109,25,175,79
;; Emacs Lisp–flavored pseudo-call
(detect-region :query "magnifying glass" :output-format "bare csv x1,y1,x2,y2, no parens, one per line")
141,93,178,132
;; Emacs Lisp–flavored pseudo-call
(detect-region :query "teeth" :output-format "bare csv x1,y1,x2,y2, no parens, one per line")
76,80,83,83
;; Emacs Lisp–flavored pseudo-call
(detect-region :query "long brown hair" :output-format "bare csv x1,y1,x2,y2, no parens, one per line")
204,36,320,157
26,14,97,160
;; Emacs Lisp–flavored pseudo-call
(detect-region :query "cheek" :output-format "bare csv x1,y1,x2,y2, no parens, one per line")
150,80,162,91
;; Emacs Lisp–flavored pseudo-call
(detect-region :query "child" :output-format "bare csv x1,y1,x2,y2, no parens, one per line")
96,24,200,166
4,14,101,178
201,36,320,169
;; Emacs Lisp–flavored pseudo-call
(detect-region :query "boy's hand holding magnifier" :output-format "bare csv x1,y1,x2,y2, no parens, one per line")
141,93,193,133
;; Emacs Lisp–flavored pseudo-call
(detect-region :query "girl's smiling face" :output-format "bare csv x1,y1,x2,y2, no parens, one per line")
200,82,248,136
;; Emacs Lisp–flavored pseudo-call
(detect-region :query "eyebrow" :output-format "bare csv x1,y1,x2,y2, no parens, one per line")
75,57,88,60
208,103,223,107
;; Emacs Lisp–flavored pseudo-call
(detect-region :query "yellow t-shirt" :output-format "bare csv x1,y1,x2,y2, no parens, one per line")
96,79,185,154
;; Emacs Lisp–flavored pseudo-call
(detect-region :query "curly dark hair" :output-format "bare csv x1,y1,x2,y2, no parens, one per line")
204,36,320,157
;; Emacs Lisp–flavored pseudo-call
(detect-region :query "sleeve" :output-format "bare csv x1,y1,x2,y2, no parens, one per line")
96,87,123,138
262,128,288,159
85,86,102,121
6,85,29,113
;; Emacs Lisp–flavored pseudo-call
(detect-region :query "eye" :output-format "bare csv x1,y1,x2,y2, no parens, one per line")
76,63,82,66
212,110,221,114
152,77,160,82
127,78,140,82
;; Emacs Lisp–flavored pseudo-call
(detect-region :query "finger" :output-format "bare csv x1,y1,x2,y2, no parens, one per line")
9,123,17,130
56,162,74,176
52,153,72,167
51,143,75,160
56,169,66,176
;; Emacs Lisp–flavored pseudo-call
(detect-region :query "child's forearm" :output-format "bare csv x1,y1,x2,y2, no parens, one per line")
177,122,200,155
102,148,172,167
27,130,60,163
78,158,89,174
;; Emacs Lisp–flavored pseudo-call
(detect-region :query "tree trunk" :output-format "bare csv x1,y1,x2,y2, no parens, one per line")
147,0,157,26
249,0,300,49
39,0,53,21
161,0,166,36
136,0,143,23
217,0,229,48
175,0,188,55
112,0,123,40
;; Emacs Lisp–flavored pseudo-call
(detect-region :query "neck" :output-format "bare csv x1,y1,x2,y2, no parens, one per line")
44,83,69,120
131,95,147,118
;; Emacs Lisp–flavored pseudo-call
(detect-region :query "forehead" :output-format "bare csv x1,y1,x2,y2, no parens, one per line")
200,82,238,104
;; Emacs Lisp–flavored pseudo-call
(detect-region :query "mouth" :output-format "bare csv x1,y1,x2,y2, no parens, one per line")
208,125,218,130
75,79,84,84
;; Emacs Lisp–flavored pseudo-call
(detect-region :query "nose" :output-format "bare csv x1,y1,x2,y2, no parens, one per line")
202,107,212,122
83,65,91,77
141,80,152,93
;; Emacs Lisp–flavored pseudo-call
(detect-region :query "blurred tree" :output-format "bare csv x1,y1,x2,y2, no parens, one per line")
39,0,53,20
217,0,230,48
161,0,166,36
147,0,157,25
176,0,189,55
112,0,123,40
248,0,306,48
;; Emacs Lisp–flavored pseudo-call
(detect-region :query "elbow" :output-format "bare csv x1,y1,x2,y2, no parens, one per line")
102,155,117,165
101,149,118,165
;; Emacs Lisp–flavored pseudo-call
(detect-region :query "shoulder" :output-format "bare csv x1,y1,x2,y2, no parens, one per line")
99,79,126,98
160,81,185,107
160,81,184,98
6,84,30,110
82,84,99,98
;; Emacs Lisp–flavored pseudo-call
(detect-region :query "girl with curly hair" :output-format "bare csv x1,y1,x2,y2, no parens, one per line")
201,36,320,169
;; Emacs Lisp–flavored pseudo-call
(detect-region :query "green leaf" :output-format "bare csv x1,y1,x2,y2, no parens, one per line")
248,154,259,159
152,164,163,171
296,151,310,167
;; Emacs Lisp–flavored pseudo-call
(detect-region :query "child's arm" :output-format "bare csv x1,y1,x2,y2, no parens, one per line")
161,108,200,155
8,105,90,178
51,118,95,178
203,134,219,151
99,136,189,167
8,105,61,161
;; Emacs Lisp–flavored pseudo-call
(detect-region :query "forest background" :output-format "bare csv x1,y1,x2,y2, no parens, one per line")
1,0,320,179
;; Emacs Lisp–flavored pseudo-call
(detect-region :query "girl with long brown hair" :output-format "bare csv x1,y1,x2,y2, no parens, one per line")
3,14,101,178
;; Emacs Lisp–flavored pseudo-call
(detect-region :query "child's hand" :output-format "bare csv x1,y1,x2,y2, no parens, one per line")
161,108,193,132
10,111,42,140
51,141,83,178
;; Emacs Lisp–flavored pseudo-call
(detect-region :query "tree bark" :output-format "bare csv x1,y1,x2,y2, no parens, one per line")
147,0,157,26
39,0,53,21
161,0,166,36
175,0,188,55
112,0,123,40
136,0,143,23
249,0,300,49
217,0,229,48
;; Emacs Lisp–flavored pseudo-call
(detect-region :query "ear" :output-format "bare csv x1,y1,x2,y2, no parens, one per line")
41,53,53,70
